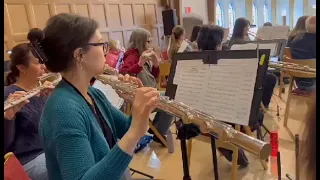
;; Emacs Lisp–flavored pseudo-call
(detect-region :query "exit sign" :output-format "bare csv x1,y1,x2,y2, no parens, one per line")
185,7,191,13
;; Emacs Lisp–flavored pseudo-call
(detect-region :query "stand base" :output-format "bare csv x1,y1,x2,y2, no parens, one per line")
176,121,201,180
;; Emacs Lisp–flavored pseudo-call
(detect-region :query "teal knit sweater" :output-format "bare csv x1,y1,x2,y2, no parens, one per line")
39,80,132,180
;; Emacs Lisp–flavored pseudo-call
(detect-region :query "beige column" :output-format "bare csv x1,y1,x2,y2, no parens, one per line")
271,0,277,25
245,0,253,23
303,0,308,15
207,0,217,24
289,0,294,28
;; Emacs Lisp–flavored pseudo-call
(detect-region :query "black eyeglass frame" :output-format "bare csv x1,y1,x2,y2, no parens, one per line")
83,41,109,53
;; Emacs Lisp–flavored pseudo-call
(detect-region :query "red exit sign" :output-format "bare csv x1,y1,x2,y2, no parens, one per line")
185,7,191,13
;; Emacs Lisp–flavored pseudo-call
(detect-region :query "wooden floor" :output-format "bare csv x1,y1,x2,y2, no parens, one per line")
130,86,310,180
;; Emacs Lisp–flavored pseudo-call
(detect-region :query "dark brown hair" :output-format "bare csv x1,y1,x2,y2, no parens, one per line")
288,15,309,42
190,25,201,42
197,25,224,51
231,17,250,40
301,95,316,180
6,43,33,85
28,13,99,73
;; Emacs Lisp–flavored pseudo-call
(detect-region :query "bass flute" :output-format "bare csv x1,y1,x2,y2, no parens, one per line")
4,74,62,112
95,67,271,160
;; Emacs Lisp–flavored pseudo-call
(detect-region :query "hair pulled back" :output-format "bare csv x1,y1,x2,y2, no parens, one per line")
27,13,99,73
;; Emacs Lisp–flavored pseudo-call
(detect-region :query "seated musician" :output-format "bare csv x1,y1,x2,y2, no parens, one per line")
104,39,124,69
148,25,186,145
119,28,160,87
286,15,309,48
224,18,277,109
33,13,159,180
168,25,186,60
286,16,316,92
4,34,52,180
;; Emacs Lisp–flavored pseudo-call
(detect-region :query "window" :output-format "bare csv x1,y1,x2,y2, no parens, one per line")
263,4,268,23
216,3,223,26
252,4,258,25
228,4,235,30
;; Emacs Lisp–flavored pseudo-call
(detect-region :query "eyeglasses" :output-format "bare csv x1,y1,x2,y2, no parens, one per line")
84,41,108,53
147,39,152,43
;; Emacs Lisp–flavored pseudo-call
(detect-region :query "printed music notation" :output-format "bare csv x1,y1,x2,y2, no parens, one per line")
174,58,258,125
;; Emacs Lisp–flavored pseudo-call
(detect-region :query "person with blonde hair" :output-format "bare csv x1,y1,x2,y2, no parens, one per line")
104,39,124,68
119,28,160,88
167,25,186,61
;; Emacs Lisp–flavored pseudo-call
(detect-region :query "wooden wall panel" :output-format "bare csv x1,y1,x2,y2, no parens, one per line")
4,0,164,61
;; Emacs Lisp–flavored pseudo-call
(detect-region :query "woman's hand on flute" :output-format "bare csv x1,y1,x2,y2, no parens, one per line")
117,74,142,103
4,91,29,120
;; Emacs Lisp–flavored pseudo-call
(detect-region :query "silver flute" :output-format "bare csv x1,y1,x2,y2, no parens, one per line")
269,61,316,75
96,67,271,160
4,74,61,112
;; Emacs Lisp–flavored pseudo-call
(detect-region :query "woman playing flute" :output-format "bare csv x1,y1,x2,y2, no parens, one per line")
31,13,159,180
4,39,54,180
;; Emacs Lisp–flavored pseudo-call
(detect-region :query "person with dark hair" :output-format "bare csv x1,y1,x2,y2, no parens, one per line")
32,13,159,180
287,15,309,46
197,25,224,51
301,94,316,180
263,22,273,26
224,17,277,109
228,17,251,47
288,16,316,92
4,35,51,179
190,25,201,43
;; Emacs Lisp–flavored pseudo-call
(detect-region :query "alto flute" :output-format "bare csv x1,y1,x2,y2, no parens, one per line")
96,67,271,160
269,61,316,75
4,74,61,112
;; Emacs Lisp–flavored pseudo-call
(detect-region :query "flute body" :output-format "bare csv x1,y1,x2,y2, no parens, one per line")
269,61,316,75
4,74,61,112
96,71,271,160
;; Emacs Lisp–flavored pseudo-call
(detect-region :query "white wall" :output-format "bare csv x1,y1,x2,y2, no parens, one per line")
181,0,208,24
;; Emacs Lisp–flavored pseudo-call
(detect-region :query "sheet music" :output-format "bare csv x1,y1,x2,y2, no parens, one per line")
174,61,210,110
256,26,273,40
270,26,290,39
231,43,258,50
258,43,277,56
174,58,258,125
92,79,124,109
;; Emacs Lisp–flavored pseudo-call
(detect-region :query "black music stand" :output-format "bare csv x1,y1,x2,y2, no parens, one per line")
166,50,271,180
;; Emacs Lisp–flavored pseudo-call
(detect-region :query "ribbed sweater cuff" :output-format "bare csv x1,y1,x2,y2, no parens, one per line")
107,144,133,172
